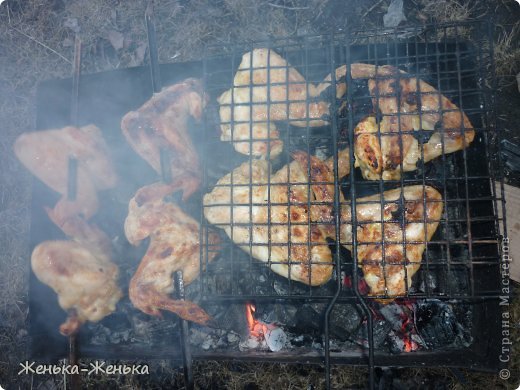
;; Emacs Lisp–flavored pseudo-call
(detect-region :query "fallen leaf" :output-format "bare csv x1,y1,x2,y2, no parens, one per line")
108,30,124,51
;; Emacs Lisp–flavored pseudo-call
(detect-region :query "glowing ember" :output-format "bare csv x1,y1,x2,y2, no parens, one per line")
243,303,287,351
245,303,265,338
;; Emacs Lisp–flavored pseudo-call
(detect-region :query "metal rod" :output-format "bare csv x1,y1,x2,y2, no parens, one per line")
174,271,194,390
344,29,375,389
68,333,80,390
68,33,82,390
67,156,78,201
323,31,342,390
70,34,81,127
145,1,162,94
160,147,172,183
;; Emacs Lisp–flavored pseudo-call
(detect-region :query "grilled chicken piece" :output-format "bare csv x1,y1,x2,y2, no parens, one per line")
203,152,334,286
218,48,339,158
14,125,117,220
31,211,122,336
329,64,475,180
121,78,206,200
339,185,443,297
125,182,219,325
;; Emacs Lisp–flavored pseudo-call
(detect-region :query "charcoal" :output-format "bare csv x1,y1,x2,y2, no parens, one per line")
387,330,409,354
255,303,298,327
416,301,458,348
329,304,362,341
212,304,249,337
294,305,322,335
356,319,392,349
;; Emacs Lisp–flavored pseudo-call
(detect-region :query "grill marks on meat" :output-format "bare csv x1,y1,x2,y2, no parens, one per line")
339,185,443,298
31,211,122,336
125,182,220,325
329,64,475,180
14,125,117,220
203,153,335,286
121,78,206,201
218,49,340,159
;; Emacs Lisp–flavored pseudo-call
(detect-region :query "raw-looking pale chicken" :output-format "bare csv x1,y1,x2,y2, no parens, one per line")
339,185,443,298
328,64,475,180
14,124,117,220
121,78,207,200
218,49,341,158
203,152,335,286
125,182,220,325
31,211,122,336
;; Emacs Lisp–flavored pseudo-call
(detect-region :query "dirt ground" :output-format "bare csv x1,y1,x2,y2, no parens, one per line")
0,0,519,389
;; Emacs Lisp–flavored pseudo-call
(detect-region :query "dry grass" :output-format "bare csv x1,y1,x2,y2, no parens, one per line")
418,0,478,22
0,0,519,388
494,22,520,77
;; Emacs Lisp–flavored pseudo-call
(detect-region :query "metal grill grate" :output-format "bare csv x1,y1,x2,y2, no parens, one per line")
199,20,506,387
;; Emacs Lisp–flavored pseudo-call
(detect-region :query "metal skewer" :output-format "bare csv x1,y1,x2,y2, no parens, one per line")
146,1,172,185
174,271,194,390
67,32,82,390
145,1,162,94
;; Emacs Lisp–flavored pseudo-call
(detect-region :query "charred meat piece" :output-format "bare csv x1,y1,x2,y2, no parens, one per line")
31,212,122,336
203,152,335,286
121,78,206,201
14,124,117,220
125,182,220,325
339,185,443,298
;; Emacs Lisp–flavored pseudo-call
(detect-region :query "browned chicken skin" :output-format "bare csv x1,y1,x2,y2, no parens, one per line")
204,152,334,286
339,185,443,297
15,124,121,336
125,182,220,325
330,64,475,180
31,211,122,336
14,124,117,220
121,78,207,200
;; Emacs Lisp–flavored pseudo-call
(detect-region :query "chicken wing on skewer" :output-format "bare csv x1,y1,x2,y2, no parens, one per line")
339,185,443,298
31,212,122,336
203,152,335,286
14,124,117,220
121,78,207,200
329,64,475,180
125,182,220,325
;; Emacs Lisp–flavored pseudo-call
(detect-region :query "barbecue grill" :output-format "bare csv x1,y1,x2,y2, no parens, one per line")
29,18,508,389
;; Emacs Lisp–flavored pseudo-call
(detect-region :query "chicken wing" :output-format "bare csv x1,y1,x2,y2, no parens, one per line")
31,212,122,336
329,64,475,180
125,182,220,325
203,152,334,286
14,124,117,220
339,185,443,297
121,78,206,200
218,49,336,158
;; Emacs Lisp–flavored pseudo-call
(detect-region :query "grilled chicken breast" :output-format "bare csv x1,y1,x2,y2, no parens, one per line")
121,78,206,201
125,182,220,325
218,48,338,158
339,185,443,297
203,152,335,286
